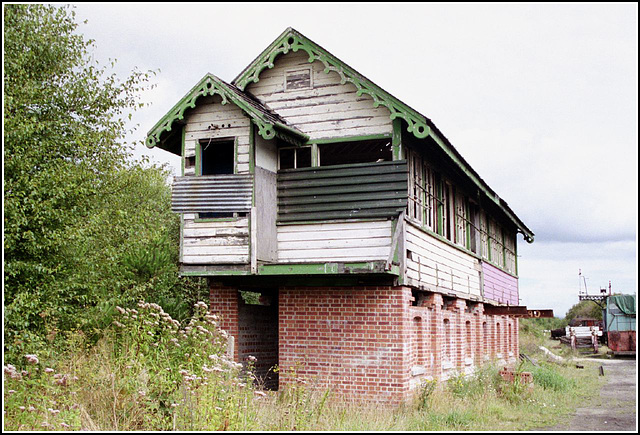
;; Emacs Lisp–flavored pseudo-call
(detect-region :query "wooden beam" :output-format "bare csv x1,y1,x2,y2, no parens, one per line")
483,306,554,318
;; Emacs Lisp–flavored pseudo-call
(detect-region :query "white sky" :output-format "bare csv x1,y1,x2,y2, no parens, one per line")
71,2,638,317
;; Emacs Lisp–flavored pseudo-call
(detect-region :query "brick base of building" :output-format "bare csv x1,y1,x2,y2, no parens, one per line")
209,281,518,404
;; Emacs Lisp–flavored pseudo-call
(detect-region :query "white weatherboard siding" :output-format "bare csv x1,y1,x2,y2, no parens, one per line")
405,220,482,298
246,51,393,140
183,95,251,175
182,215,250,264
277,220,393,263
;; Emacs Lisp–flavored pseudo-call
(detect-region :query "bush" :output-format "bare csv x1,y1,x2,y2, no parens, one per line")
3,300,257,431
531,364,575,392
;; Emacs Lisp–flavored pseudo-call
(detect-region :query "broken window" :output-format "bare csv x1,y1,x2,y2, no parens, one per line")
407,151,437,231
318,138,392,167
279,146,312,170
199,138,235,219
201,139,234,175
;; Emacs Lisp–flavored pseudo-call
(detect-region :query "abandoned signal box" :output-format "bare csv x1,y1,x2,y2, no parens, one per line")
146,28,544,403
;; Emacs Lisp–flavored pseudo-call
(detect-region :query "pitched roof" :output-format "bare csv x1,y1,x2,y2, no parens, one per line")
145,73,308,153
232,28,534,242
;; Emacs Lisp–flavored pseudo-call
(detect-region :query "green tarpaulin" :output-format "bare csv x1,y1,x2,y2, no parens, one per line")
610,295,636,316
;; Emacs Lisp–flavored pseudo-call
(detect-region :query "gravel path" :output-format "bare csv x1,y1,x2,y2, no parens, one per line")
539,357,636,431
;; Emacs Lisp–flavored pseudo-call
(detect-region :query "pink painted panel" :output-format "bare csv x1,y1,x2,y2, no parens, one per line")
482,262,519,305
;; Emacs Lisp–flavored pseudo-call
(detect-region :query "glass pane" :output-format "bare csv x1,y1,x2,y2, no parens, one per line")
279,148,295,169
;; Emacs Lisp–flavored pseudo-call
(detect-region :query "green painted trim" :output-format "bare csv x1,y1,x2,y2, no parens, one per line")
426,128,534,242
309,133,392,145
392,118,403,160
233,27,533,241
249,121,255,175
258,261,399,276
145,73,308,150
233,136,238,175
181,270,252,277
193,217,242,223
250,122,256,207
311,143,319,167
195,141,201,176
180,125,186,176
233,28,431,139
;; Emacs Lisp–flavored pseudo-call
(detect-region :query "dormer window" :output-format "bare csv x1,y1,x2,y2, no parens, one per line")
284,67,312,92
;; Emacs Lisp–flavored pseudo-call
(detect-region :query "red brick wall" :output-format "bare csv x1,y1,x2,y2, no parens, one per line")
278,286,412,404
209,280,521,403
209,281,240,361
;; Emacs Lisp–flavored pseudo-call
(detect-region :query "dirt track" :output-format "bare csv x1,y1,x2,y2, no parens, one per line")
539,357,637,431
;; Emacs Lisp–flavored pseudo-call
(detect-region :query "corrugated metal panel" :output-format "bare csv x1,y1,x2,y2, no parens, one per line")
277,161,408,222
172,174,253,213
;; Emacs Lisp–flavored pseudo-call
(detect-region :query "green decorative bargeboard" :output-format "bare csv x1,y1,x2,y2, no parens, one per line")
145,73,308,149
234,28,432,140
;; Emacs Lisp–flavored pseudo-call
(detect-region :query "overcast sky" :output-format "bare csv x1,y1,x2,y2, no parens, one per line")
71,2,638,317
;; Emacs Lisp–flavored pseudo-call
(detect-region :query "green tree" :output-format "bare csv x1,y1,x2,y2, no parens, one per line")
564,300,603,324
3,5,207,358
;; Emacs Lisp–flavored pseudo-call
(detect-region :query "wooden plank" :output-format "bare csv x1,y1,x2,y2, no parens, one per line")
279,198,407,214
278,207,406,222
277,228,391,241
278,181,407,198
278,172,407,190
386,211,404,270
255,167,278,262
183,236,249,247
183,245,249,256
250,206,257,274
277,220,391,233
183,217,249,228
278,246,390,260
182,255,249,264
183,227,249,238
278,237,390,250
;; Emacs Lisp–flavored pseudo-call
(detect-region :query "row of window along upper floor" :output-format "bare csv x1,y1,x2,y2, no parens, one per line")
406,148,517,275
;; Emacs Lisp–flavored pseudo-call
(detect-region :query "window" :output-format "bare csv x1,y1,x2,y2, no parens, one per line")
467,201,480,254
279,146,312,170
284,67,312,92
318,139,392,167
504,231,517,274
454,191,467,247
407,151,436,231
479,210,489,260
489,219,505,267
201,139,234,175
437,178,455,241
198,139,235,219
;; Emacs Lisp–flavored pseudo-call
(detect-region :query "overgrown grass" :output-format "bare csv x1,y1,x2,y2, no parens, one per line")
4,311,606,431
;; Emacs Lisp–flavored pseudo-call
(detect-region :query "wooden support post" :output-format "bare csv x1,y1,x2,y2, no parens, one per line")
387,211,405,270
250,206,257,274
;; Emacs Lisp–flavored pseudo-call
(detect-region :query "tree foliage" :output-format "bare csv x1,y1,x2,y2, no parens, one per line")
564,300,603,323
4,4,206,360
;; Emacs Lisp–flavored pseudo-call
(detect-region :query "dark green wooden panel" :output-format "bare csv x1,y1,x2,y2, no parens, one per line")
277,161,408,222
